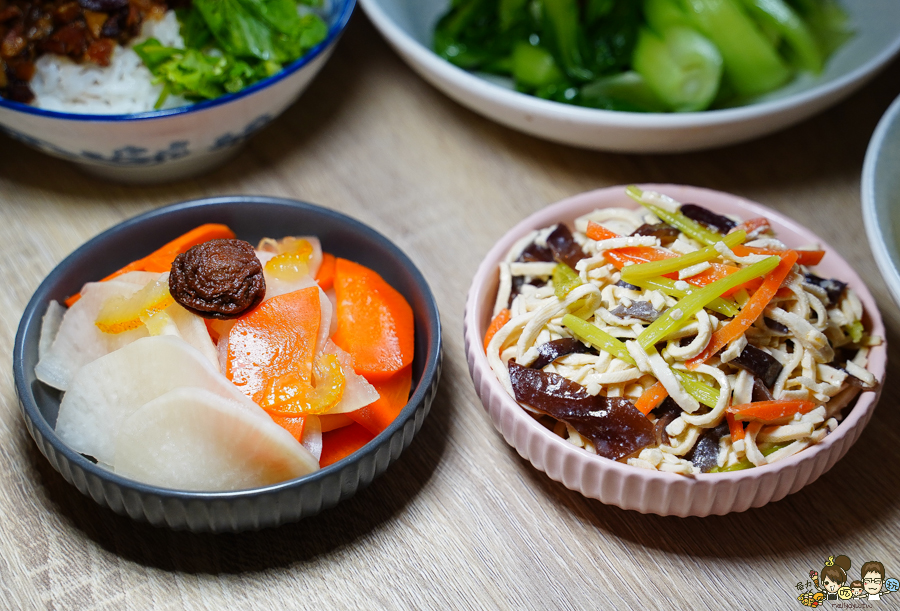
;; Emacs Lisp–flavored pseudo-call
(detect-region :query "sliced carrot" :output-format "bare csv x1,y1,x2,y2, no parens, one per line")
319,413,355,433
727,399,816,423
586,221,620,241
484,308,511,354
226,286,321,404
269,414,306,442
349,365,413,435
64,223,236,306
731,217,771,237
634,381,668,416
726,412,745,443
319,422,375,468
733,245,824,266
315,252,337,291
332,258,414,381
687,250,798,368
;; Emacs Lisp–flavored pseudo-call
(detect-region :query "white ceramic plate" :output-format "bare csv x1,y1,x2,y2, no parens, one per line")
862,93,900,309
464,184,886,516
360,0,900,153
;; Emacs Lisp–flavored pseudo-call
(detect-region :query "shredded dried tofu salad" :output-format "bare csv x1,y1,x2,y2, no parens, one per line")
484,187,880,475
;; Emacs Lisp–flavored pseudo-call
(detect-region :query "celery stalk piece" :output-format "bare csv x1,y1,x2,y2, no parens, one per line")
632,25,723,112
739,0,822,73
760,441,790,456
637,255,780,349
513,42,566,87
561,314,636,366
632,277,739,316
499,0,529,31
674,0,790,97
619,230,746,283
626,185,728,245
672,369,719,408
552,262,583,299
709,459,753,472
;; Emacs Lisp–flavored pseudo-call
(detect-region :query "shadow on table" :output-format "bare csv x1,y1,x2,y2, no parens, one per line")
512,321,900,561
21,372,453,574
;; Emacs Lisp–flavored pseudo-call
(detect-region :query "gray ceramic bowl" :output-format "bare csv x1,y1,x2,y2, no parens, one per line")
13,196,442,532
863,93,900,308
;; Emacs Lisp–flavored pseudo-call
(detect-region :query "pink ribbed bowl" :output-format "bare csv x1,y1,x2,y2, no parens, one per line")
464,184,886,517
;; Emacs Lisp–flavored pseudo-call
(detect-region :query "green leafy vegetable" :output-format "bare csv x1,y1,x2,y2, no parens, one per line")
134,0,327,105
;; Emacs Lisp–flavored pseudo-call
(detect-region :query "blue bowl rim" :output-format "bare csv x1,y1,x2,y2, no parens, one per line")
0,0,356,123
13,195,443,502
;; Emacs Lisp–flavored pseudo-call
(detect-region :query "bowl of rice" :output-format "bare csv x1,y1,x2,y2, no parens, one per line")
464,184,886,516
0,0,354,183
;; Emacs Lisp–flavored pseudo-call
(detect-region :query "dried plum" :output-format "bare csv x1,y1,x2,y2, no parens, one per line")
680,204,736,234
685,421,729,473
530,338,592,369
508,362,654,461
169,238,266,320
803,273,846,306
631,223,679,245
546,224,587,269
731,344,783,389
610,300,659,322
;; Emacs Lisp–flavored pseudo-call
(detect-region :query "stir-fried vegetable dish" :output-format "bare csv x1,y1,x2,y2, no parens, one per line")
485,187,879,474
434,0,850,112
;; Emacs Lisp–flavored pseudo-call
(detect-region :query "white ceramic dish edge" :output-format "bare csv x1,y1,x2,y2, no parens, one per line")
464,184,887,516
360,0,900,153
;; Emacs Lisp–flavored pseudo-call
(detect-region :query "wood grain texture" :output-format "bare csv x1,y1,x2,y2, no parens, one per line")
1,12,900,611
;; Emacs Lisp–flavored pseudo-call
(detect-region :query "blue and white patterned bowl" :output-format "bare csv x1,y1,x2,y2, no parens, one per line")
0,1,354,183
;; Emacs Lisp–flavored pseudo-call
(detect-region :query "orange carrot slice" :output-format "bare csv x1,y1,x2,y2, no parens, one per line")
731,217,771,237
483,308,511,354
65,223,236,306
349,365,413,435
332,258,414,381
320,422,375,468
687,250,798,368
732,245,824,266
586,221,620,241
725,412,745,443
634,381,668,416
226,286,321,404
319,413,355,433
727,399,816,423
315,253,337,291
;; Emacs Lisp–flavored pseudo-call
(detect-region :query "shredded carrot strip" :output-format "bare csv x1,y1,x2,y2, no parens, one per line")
727,399,817,423
726,412,745,442
586,221,620,241
634,381,668,416
733,245,824,266
687,250,799,368
484,309,511,354
731,217,771,236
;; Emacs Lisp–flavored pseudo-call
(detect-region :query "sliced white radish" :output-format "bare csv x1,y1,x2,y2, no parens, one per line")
258,236,323,278
321,340,379,415
301,414,322,462
165,303,220,372
38,300,65,361
56,335,258,465
36,280,150,390
114,387,318,491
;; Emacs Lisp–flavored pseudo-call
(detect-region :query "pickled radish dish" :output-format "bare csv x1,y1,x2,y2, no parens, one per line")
484,187,879,475
34,224,414,491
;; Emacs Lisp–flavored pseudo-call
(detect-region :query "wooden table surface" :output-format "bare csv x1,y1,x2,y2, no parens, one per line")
2,12,900,611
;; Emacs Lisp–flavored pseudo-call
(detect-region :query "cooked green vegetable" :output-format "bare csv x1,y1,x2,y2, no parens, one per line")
552,262,582,298
135,0,327,107
562,314,636,365
432,0,849,112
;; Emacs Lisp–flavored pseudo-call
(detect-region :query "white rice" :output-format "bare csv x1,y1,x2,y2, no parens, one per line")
30,11,188,114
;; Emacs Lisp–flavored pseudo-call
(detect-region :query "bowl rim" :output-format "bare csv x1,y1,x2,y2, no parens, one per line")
464,184,887,490
862,92,900,308
0,0,356,122
13,195,442,500
359,0,900,128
